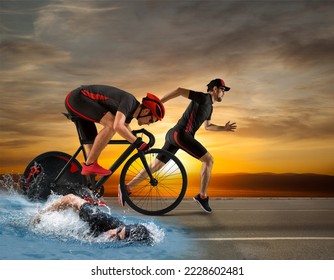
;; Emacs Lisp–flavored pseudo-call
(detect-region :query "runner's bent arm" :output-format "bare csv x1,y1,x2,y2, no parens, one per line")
161,88,190,103
113,111,137,143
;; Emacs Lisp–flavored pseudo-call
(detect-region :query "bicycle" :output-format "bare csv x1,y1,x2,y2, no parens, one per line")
21,113,187,215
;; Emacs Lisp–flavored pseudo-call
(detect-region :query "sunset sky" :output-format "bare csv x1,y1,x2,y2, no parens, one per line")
1,0,334,177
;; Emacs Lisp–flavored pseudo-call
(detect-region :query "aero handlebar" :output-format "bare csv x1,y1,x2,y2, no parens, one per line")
132,129,155,147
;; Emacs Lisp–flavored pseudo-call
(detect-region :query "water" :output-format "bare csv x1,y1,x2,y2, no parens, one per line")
0,174,192,260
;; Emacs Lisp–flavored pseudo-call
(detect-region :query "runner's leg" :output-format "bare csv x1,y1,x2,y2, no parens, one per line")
199,152,214,197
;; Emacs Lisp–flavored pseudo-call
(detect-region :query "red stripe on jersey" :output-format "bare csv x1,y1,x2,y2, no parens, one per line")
81,89,109,101
185,111,194,133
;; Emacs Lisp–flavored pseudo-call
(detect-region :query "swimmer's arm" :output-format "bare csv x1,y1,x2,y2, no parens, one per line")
31,195,82,224
31,204,64,224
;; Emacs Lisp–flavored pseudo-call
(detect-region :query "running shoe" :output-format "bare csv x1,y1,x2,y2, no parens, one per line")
193,193,212,213
81,161,111,176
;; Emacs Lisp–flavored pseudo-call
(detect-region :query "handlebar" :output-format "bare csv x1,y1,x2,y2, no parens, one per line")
132,128,156,147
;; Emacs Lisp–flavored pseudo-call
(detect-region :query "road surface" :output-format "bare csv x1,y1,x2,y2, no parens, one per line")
106,197,334,259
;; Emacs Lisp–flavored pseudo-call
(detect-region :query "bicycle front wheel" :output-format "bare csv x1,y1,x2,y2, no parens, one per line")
120,149,187,215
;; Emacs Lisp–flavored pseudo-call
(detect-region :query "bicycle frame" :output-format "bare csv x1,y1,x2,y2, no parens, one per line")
53,128,155,192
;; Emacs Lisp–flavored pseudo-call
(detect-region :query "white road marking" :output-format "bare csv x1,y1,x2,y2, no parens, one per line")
191,237,334,241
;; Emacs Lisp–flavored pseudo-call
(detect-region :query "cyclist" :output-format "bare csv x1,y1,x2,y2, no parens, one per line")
32,194,153,243
120,78,236,213
65,85,165,176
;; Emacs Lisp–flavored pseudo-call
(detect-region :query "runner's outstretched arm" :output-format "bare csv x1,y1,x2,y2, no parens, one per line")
161,88,189,103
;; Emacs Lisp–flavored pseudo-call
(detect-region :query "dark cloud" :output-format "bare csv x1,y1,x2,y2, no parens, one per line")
0,40,70,64
1,0,334,173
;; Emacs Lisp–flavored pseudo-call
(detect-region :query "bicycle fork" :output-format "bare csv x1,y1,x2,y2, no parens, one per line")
138,151,158,186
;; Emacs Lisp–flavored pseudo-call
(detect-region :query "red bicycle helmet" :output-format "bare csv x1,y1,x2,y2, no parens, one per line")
142,93,165,121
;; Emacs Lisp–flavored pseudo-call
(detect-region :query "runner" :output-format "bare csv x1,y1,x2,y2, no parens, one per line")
65,85,165,175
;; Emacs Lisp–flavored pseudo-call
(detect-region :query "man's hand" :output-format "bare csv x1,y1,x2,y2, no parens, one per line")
224,121,237,132
134,138,150,152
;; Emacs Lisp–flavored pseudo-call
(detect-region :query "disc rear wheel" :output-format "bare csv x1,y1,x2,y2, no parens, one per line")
22,151,86,200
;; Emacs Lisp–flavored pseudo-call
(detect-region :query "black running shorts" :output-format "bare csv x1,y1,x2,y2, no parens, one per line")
158,127,208,162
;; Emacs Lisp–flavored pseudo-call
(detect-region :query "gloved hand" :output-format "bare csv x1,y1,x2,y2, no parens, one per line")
134,138,149,152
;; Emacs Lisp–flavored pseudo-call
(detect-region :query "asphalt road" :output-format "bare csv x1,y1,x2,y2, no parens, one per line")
106,197,334,260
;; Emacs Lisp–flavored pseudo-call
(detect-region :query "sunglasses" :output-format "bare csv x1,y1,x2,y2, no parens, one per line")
140,112,156,123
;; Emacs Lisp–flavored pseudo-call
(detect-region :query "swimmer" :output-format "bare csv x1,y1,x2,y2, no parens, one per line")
32,194,152,243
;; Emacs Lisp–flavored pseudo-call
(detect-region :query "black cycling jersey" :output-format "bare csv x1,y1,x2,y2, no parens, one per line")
159,91,213,160
65,85,140,123
65,85,140,141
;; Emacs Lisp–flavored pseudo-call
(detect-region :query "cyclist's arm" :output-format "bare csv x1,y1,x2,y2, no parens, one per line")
161,87,190,103
114,111,137,143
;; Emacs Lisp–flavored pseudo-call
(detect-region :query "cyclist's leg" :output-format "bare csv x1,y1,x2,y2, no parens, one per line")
85,112,116,165
76,118,98,155
66,90,115,169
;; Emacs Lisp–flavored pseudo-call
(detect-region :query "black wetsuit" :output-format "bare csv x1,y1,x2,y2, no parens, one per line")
160,91,213,160
65,85,140,141
79,202,124,236
79,203,151,243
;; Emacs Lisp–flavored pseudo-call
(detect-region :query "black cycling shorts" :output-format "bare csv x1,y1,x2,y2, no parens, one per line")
79,203,124,236
65,89,103,141
65,88,109,122
159,127,208,162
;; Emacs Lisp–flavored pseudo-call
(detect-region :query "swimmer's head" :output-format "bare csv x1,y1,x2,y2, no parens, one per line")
124,224,153,244
108,224,152,244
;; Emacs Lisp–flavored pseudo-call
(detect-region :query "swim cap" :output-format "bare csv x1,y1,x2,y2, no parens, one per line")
124,224,152,243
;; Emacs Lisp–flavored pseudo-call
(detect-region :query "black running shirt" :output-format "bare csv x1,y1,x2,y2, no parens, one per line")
175,91,213,135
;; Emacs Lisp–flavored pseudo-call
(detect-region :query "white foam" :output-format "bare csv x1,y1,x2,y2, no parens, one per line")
1,174,165,245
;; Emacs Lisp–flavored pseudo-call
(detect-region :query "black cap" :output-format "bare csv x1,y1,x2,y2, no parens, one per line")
207,78,231,91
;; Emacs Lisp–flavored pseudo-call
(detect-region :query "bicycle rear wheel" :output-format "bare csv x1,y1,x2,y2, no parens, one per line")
22,151,87,200
120,149,187,215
